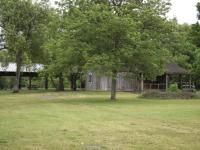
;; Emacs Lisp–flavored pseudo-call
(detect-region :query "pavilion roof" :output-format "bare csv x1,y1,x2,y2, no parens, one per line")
0,63,43,73
165,63,189,75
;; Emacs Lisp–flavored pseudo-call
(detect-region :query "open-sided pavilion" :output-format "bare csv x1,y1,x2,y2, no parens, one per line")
0,63,48,89
143,63,192,91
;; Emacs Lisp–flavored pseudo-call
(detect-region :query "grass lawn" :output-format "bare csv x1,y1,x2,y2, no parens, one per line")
0,91,200,150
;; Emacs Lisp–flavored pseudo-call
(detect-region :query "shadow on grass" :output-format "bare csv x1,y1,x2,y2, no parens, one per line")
0,89,113,95
47,96,150,106
0,89,56,95
0,89,165,106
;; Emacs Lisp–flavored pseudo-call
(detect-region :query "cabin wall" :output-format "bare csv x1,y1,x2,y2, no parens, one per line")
86,72,98,90
100,76,111,90
85,72,139,91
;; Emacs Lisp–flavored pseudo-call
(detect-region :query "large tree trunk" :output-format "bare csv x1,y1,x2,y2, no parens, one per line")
70,73,78,91
45,76,49,90
80,73,85,90
57,73,64,91
50,77,57,89
111,73,117,100
13,50,23,93
80,80,86,90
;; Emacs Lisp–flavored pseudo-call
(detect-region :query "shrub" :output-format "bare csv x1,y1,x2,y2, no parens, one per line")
168,83,179,92
140,90,197,99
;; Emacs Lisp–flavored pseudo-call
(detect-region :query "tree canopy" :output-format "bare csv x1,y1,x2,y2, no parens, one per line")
0,0,49,92
0,0,200,100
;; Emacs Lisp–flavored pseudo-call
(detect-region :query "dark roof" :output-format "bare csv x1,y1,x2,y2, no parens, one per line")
165,63,189,75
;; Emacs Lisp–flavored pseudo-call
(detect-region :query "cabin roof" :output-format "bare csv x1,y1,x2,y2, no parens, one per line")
0,63,43,73
165,63,189,75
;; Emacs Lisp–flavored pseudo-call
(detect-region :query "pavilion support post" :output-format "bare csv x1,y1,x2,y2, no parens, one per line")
45,77,48,90
141,74,144,92
19,77,21,90
189,74,192,88
179,74,182,89
80,74,82,89
28,77,32,90
165,74,169,91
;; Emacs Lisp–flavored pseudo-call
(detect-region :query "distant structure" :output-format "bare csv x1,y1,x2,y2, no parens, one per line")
0,28,5,50
0,63,43,76
0,63,47,89
86,72,139,92
0,62,193,91
86,63,192,92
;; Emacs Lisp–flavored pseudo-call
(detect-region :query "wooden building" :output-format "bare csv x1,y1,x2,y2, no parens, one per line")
0,62,192,91
86,72,140,91
144,63,191,91
85,63,192,92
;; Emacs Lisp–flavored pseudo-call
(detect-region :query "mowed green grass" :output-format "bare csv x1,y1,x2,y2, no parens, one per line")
0,91,200,150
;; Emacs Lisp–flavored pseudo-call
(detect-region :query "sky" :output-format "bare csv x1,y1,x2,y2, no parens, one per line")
50,0,200,24
168,0,199,24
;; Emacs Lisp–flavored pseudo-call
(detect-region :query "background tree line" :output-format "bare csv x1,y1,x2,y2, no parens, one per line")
0,0,200,100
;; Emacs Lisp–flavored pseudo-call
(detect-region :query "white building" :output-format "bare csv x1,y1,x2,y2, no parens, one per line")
0,28,5,50
86,72,140,91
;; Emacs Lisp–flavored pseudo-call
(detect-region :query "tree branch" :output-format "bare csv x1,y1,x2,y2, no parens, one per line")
111,0,123,7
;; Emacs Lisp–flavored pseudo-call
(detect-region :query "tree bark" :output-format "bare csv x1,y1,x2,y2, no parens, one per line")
111,72,117,100
140,74,144,92
13,50,23,93
28,76,32,90
57,73,64,91
50,77,57,89
165,74,169,91
70,73,78,91
45,76,48,90
80,80,86,90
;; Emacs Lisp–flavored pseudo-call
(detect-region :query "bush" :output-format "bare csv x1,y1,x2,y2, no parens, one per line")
140,90,197,99
0,77,15,90
168,83,179,92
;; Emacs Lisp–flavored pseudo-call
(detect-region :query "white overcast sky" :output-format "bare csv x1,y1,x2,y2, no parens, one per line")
168,0,199,24
50,0,200,24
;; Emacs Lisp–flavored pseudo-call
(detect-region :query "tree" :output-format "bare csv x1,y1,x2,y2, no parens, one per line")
76,0,171,100
75,2,138,100
191,2,200,47
163,20,196,70
123,0,172,80
42,0,172,99
190,2,200,88
0,0,49,93
42,0,91,91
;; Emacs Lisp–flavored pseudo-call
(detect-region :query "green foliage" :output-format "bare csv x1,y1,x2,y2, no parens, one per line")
164,21,196,70
0,50,14,63
72,0,172,81
0,77,15,89
1,0,199,94
191,23,200,48
0,1,182,92
189,3,200,88
141,90,197,99
0,0,49,56
0,0,50,92
82,3,138,75
168,83,179,93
